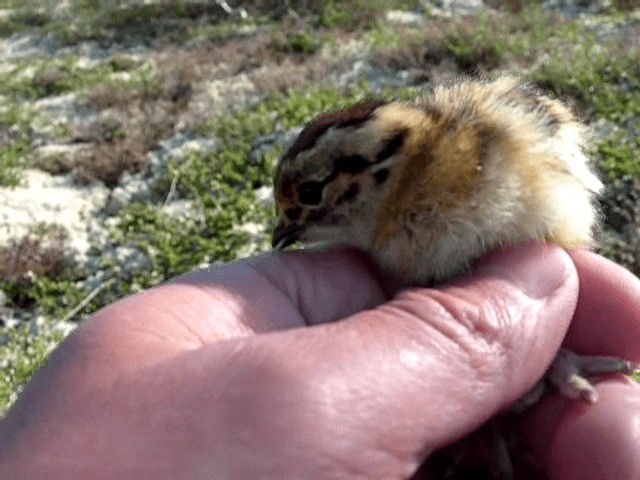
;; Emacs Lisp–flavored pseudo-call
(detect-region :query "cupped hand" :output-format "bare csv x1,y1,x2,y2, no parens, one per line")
1,242,639,479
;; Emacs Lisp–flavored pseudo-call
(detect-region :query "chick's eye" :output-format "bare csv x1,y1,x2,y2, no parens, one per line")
297,181,323,206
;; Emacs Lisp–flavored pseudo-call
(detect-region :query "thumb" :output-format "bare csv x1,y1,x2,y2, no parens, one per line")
205,242,578,477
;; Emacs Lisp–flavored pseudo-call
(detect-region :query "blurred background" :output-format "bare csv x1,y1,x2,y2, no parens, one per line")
0,0,638,414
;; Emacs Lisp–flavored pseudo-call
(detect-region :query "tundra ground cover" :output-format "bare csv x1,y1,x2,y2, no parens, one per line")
0,0,638,414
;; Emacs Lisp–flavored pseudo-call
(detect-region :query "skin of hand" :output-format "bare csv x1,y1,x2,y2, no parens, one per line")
0,242,639,479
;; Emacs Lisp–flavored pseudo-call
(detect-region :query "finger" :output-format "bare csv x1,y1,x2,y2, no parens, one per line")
522,381,640,480
564,250,640,359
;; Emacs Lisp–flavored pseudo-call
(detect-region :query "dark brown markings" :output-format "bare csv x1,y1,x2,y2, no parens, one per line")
280,177,295,199
420,103,444,123
336,181,360,205
284,207,302,221
284,99,388,160
375,132,405,163
335,154,370,174
542,112,561,133
297,180,324,205
307,205,330,223
373,168,389,185
535,98,564,134
510,84,562,134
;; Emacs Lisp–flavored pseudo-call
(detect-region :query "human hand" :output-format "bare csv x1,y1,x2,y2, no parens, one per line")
1,242,639,479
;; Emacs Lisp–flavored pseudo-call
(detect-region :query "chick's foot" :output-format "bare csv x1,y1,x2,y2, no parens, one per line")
514,347,639,412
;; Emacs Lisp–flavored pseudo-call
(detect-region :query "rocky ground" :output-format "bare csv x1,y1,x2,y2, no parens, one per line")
0,0,638,413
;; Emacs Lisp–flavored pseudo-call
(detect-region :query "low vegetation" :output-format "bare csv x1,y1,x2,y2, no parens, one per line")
0,1,638,413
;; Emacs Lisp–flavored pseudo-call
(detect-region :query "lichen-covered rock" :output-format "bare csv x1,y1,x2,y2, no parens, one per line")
0,170,109,264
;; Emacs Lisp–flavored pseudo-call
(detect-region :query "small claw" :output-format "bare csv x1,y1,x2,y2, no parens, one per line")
562,374,598,403
515,349,637,410
546,349,636,405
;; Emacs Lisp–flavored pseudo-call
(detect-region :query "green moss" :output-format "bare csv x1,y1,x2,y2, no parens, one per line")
596,135,640,180
0,8,51,37
529,32,639,180
0,137,29,188
115,200,249,279
9,9,51,27
0,104,30,129
0,104,34,187
317,0,420,29
444,25,505,73
531,37,639,112
34,0,237,45
183,19,260,43
285,32,321,55
0,321,64,414
107,54,138,72
438,7,582,73
1,275,86,319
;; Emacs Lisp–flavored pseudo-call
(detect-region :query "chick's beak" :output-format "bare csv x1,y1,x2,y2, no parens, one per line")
272,220,305,250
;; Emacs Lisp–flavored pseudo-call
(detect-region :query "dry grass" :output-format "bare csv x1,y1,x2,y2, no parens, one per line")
613,0,638,11
153,30,301,79
372,18,501,77
250,57,330,95
71,55,194,186
0,225,68,283
72,140,147,187
152,29,338,112
83,84,140,111
373,27,449,74
71,100,175,187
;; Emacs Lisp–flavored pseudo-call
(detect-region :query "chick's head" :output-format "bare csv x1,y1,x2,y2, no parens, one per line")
272,100,416,251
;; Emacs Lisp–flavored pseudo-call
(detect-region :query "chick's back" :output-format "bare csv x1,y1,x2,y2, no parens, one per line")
371,77,602,283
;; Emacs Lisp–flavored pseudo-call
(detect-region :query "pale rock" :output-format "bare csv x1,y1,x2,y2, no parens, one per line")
33,143,82,161
113,245,152,273
207,73,256,106
234,221,269,258
385,10,426,27
0,169,109,264
254,185,274,208
162,199,198,220
431,0,485,16
0,33,62,61
106,173,153,214
166,137,219,160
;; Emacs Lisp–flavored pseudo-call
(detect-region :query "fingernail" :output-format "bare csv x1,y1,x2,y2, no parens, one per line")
474,241,574,299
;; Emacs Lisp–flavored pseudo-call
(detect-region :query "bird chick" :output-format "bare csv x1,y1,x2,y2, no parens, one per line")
273,76,603,283
272,76,640,477
272,77,636,403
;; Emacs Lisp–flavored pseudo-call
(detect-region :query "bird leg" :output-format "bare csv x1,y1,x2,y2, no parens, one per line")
513,347,639,412
480,348,639,480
